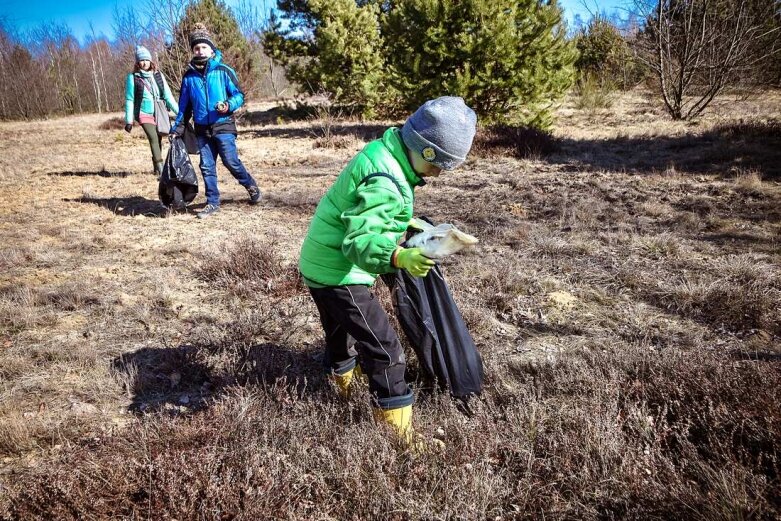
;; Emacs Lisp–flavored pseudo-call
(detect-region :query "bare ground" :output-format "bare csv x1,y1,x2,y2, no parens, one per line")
0,90,780,519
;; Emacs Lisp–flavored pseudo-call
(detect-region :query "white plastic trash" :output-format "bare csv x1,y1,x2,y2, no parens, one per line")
406,220,478,259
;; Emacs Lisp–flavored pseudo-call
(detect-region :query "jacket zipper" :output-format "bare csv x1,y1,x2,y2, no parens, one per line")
201,73,209,125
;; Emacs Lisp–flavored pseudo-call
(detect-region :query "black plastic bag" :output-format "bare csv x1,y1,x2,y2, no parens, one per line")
382,234,484,398
182,122,199,154
159,136,198,208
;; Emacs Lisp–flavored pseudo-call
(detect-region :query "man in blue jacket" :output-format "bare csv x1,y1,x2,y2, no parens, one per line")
173,23,261,219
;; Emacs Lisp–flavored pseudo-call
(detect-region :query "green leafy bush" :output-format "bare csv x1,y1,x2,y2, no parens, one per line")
265,0,577,127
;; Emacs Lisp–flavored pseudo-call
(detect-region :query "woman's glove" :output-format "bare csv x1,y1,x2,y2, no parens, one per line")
394,247,435,277
124,123,133,133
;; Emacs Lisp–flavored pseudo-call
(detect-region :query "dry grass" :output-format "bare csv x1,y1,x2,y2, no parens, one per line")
1,91,780,519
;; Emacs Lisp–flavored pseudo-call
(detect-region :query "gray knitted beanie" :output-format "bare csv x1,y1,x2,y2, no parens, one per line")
189,23,216,51
135,45,152,62
400,96,477,171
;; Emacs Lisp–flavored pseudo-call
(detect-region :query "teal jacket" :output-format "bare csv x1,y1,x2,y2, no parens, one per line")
124,70,178,124
299,127,424,287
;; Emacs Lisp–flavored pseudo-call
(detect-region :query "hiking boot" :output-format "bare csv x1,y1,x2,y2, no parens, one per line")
196,204,220,219
247,185,262,205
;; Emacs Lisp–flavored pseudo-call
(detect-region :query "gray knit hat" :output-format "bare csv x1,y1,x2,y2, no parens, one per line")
135,45,152,62
189,23,216,51
400,96,477,171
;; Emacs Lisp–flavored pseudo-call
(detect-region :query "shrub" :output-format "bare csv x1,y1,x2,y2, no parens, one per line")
472,125,559,159
98,116,126,131
574,16,642,91
266,0,577,127
263,0,385,116
382,0,576,127
575,73,614,111
195,236,302,299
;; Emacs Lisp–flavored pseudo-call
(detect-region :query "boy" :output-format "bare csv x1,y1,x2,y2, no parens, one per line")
172,23,262,219
299,96,477,443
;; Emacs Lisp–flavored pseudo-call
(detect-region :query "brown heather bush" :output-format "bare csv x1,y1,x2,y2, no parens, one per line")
98,116,126,130
195,236,304,299
713,119,781,140
313,134,360,150
473,125,559,160
646,268,780,335
5,344,780,519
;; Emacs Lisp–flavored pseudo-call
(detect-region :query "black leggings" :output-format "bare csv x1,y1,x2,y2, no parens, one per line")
141,122,163,167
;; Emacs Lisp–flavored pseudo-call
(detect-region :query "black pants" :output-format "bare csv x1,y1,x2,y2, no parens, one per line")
308,285,413,410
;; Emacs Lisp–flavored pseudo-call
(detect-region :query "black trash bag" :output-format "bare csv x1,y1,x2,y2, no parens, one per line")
381,222,484,398
182,121,199,155
178,104,200,155
159,136,198,208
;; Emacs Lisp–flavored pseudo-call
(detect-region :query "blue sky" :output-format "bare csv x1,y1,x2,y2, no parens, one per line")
1,0,629,43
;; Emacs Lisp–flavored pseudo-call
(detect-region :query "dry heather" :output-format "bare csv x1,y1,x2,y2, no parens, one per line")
0,91,780,519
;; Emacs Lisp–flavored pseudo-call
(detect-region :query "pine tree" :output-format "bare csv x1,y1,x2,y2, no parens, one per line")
264,0,385,115
575,17,640,90
381,0,576,127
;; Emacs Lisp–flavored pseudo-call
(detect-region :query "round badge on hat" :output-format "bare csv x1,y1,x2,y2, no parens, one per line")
422,147,436,162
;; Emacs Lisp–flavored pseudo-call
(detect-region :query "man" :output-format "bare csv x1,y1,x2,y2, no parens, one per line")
298,96,477,444
172,23,261,219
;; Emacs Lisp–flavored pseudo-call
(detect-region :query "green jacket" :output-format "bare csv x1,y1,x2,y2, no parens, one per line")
299,127,424,287
124,71,179,124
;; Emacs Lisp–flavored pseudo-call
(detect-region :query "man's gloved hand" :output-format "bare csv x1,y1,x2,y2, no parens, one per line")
394,247,435,277
124,123,133,133
168,125,183,142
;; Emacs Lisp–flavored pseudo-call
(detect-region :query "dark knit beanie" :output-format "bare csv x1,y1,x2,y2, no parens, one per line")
189,23,216,51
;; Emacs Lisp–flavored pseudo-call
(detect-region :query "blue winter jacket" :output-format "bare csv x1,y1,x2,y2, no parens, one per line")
173,50,243,133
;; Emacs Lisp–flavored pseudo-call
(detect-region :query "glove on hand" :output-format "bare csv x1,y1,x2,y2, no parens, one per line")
394,247,435,278
124,123,133,133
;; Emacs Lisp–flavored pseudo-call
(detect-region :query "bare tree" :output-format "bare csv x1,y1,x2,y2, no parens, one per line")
235,0,290,98
88,24,112,113
139,0,192,91
112,3,146,54
637,0,781,119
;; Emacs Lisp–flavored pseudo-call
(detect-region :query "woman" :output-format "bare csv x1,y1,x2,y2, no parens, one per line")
124,45,179,177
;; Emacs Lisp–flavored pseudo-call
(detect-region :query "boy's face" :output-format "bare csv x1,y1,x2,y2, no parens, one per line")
192,43,214,59
408,149,443,178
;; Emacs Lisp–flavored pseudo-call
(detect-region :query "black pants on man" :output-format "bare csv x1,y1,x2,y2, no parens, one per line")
308,284,413,410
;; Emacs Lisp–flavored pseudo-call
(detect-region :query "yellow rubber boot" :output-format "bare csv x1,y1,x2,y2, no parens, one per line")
374,405,446,453
373,404,414,443
332,368,355,398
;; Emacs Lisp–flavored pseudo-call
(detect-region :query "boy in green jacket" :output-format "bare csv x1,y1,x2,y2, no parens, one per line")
299,96,477,444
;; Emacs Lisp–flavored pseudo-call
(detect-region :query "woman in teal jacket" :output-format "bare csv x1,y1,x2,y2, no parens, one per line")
124,45,178,176
299,97,477,445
